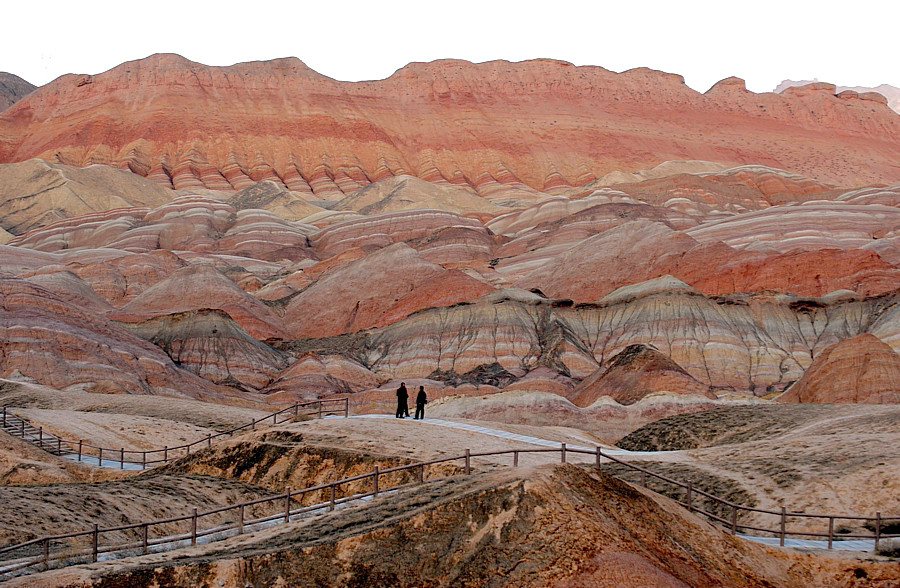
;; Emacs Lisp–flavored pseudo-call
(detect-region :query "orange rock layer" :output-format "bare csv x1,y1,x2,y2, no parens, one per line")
3,54,900,197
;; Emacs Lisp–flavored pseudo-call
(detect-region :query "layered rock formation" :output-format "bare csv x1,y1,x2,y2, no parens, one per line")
349,278,900,396
22,465,900,587
0,278,235,399
571,344,715,407
3,54,900,197
0,72,35,112
2,57,900,406
777,79,900,113
0,160,173,235
778,334,900,403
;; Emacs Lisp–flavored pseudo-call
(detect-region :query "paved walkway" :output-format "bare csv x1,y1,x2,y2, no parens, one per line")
739,535,876,552
355,414,667,456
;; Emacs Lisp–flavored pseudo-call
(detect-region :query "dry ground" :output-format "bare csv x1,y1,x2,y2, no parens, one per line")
1,379,899,586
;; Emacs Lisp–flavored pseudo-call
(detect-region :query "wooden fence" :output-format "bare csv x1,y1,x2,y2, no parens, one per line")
0,398,349,470
0,444,896,579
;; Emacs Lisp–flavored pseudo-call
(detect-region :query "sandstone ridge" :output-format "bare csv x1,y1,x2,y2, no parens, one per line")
2,54,900,196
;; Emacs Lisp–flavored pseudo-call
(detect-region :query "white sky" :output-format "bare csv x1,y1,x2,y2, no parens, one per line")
3,1,897,93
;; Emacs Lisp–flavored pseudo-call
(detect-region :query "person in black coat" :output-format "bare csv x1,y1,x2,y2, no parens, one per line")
414,385,427,420
396,382,409,418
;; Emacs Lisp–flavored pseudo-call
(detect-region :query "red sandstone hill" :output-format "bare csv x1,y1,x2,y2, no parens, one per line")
777,334,900,404
2,54,900,196
572,344,716,407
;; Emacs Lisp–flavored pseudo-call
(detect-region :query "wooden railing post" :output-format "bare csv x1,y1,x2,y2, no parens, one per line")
141,523,149,554
42,537,49,569
273,411,277,424
344,397,349,417
38,426,43,448
561,443,566,464
163,446,168,462
91,524,98,562
98,447,103,467
238,504,245,534
251,418,256,431
514,450,519,467
418,464,424,484
207,434,212,449
780,507,786,547
465,449,471,475
731,505,738,534
827,516,834,549
142,451,146,469
875,512,881,552
78,440,83,462
318,401,323,419
595,446,601,468
284,488,292,523
640,470,646,488
330,484,336,511
373,466,380,496
293,402,299,417
191,508,198,546
120,447,125,469
57,437,61,456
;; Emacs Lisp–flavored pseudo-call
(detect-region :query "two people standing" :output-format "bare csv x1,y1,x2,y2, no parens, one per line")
395,382,427,419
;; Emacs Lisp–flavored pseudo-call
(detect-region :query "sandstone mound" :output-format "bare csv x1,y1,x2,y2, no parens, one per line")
778,334,900,403
262,354,382,402
122,309,291,390
0,72,36,111
109,264,288,340
228,181,324,221
308,208,487,258
0,160,172,235
0,278,230,397
572,344,715,407
283,242,490,338
333,175,502,215
778,79,900,114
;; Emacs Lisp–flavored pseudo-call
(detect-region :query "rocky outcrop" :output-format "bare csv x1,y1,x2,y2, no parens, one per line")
308,208,489,258
0,72,36,112
0,160,172,235
349,279,900,395
333,175,502,215
3,54,900,195
121,309,292,390
778,334,900,403
282,243,492,338
572,344,715,407
777,79,900,113
261,354,383,402
228,181,324,221
0,278,231,397
108,265,288,341
32,466,900,587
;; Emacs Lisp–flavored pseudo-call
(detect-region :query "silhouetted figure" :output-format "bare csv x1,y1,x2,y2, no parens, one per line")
396,382,409,418
414,385,427,420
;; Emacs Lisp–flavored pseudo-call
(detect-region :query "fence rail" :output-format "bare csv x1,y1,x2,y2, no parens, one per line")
0,444,896,579
0,398,349,470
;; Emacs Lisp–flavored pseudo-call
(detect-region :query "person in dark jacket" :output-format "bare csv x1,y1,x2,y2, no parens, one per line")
396,382,409,418
414,385,427,420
